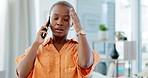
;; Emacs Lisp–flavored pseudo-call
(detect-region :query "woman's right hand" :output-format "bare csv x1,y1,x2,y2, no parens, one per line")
35,21,49,45
16,22,50,77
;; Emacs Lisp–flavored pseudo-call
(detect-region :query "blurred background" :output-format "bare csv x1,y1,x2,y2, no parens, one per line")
0,0,148,78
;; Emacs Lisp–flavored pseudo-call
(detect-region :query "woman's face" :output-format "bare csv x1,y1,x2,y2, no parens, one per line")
50,4,71,37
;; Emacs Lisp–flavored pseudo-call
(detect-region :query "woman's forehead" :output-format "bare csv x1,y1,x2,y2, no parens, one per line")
51,5,70,16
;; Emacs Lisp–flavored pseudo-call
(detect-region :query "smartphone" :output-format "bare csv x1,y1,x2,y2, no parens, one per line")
41,17,50,39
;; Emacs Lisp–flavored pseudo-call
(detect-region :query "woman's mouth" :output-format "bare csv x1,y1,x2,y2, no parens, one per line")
55,29,64,33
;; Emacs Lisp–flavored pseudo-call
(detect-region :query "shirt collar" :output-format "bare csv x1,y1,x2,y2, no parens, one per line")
43,38,78,46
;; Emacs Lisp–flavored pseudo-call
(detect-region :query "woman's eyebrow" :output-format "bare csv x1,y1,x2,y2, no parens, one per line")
53,14,58,16
53,14,70,18
63,15,70,18
53,14,69,16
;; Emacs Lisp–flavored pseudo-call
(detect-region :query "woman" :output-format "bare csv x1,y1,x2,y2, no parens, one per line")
16,1,99,78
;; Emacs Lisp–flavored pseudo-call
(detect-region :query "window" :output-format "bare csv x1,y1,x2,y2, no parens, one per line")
115,0,131,41
141,0,148,70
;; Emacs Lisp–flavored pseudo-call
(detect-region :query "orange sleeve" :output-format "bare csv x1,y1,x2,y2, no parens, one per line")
15,48,33,78
77,51,100,77
15,48,30,64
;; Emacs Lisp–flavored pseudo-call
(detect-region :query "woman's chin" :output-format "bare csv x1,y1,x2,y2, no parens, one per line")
53,34,66,38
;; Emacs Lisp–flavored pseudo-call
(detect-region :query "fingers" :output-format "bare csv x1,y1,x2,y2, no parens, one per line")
37,20,50,39
70,8,79,23
39,30,48,39
39,31,48,35
40,25,49,31
37,30,48,36
69,8,82,32
37,24,49,39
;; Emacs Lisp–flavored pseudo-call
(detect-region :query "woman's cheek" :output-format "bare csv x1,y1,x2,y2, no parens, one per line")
50,26,54,32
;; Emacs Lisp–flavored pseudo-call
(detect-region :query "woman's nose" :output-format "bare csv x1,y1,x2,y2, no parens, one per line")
57,18,63,26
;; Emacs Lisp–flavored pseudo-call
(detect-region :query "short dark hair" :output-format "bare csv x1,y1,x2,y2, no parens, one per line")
50,1,74,14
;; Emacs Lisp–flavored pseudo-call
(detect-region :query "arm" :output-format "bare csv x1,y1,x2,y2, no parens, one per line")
70,8,93,69
16,22,49,78
16,42,40,78
77,35,94,69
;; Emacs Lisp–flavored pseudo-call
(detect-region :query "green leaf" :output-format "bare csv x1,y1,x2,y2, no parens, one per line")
99,24,108,31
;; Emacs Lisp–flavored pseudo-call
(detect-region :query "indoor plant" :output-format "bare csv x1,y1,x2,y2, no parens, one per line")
99,24,108,31
115,31,127,41
98,24,108,40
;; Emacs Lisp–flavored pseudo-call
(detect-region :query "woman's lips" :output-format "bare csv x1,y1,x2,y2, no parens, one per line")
55,29,64,33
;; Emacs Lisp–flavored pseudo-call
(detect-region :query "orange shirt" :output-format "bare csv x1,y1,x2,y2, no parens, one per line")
16,38,99,78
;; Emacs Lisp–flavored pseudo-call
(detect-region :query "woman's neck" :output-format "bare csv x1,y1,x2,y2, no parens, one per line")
52,35,68,44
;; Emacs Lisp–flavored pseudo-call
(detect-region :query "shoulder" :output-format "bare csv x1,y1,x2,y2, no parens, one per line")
65,39,78,52
68,38,78,44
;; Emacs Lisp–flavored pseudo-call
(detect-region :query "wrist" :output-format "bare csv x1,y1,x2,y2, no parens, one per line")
34,41,41,46
76,29,86,36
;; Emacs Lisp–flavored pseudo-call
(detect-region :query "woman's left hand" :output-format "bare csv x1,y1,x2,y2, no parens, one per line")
70,8,82,32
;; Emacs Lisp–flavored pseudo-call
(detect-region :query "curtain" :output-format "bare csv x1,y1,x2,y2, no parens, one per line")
0,0,6,72
4,0,36,78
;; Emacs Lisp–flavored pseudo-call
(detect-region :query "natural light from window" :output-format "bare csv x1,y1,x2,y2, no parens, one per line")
141,0,148,70
116,0,148,71
115,0,131,41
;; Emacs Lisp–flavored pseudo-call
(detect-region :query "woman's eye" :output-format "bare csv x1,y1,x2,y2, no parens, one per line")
54,18,58,20
63,19,69,21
